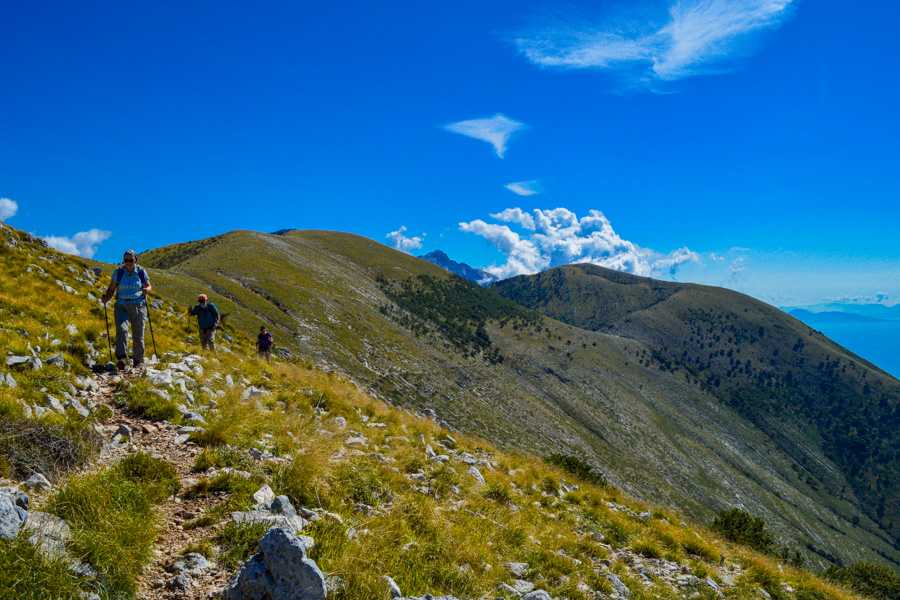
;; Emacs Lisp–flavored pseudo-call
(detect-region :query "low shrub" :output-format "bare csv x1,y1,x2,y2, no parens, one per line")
546,453,610,488
823,562,900,600
0,416,98,480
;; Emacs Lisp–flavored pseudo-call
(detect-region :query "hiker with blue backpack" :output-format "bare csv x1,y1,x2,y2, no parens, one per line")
189,294,220,353
101,249,152,370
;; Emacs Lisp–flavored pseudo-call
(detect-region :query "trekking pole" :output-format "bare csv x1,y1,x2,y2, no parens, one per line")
144,294,159,360
103,304,113,362
186,306,191,349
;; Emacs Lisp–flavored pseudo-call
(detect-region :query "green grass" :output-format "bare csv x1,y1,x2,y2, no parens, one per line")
43,459,173,597
213,520,273,570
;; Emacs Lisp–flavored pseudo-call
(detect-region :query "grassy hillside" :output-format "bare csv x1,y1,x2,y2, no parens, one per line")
0,221,887,600
136,230,900,571
492,264,900,562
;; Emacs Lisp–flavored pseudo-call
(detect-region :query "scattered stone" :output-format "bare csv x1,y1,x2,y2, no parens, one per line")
4,373,17,388
466,466,485,485
225,374,234,388
168,573,194,592
147,389,170,400
68,398,90,419
606,573,631,598
46,353,65,366
174,434,191,445
253,484,276,507
0,494,25,540
172,552,215,576
6,356,31,368
242,386,269,399
344,436,367,448
334,416,347,429
677,575,700,587
384,575,403,598
512,579,535,594
23,474,52,492
142,423,158,434
44,395,66,415
66,324,78,336
183,411,206,424
221,528,326,600
503,562,529,578
116,424,133,439
522,591,553,600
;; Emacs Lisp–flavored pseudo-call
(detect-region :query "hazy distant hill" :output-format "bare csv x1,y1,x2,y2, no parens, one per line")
139,231,900,570
493,263,900,560
783,302,900,321
788,309,890,325
418,250,497,285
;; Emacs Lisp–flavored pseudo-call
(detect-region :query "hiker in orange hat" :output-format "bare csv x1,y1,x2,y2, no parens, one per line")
188,294,220,353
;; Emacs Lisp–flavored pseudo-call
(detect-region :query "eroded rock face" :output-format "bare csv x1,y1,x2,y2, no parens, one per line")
222,528,326,600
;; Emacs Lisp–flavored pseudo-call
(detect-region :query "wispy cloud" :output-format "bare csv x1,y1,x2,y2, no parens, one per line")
727,256,747,283
43,229,112,258
504,180,542,196
0,198,18,222
444,114,527,158
386,226,424,253
460,207,700,280
514,0,793,87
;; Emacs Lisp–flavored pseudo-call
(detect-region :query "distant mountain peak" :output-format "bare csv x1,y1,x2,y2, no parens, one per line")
271,228,298,236
418,250,497,285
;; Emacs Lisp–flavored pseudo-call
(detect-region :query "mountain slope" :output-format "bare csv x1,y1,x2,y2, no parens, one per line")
492,263,900,558
138,230,899,570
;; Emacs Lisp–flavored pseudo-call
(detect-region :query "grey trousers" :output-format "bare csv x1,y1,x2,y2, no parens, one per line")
199,327,217,352
114,303,147,361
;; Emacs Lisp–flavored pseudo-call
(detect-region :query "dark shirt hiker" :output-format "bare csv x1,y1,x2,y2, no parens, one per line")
256,326,273,362
189,294,220,352
101,249,152,369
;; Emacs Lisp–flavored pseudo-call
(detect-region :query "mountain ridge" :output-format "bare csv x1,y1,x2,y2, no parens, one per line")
132,229,900,570
417,250,498,285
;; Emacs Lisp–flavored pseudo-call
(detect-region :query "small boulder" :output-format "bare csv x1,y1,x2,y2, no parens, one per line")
172,552,215,576
466,466,485,485
46,353,65,366
23,474,52,492
522,591,552,600
168,573,194,592
221,528,326,600
503,562,529,578
44,395,66,416
0,494,25,540
384,575,402,598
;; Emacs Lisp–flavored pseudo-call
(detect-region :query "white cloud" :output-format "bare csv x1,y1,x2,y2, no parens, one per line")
727,256,746,283
514,0,793,87
0,198,18,222
444,114,527,158
460,207,700,280
504,180,542,196
386,226,424,253
42,229,112,258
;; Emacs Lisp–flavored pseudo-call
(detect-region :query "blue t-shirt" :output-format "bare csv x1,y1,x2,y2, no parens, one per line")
258,332,273,349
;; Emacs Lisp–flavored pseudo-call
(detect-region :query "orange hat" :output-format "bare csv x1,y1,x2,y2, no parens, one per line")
198,294,208,301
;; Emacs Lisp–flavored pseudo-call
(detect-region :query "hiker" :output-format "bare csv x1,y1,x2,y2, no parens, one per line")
101,250,152,369
256,325,273,362
189,294,220,352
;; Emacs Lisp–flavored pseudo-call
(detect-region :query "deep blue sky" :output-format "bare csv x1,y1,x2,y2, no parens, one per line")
1,0,898,306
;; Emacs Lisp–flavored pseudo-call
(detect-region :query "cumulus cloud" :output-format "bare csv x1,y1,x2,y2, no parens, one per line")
386,226,424,253
444,114,527,158
460,207,700,280
514,0,793,87
42,229,112,258
504,180,542,196
727,256,746,283
0,198,18,222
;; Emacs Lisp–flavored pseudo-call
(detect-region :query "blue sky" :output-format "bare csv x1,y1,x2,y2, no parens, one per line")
1,0,898,306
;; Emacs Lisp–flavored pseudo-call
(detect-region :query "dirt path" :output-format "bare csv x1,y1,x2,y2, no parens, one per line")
90,368,234,599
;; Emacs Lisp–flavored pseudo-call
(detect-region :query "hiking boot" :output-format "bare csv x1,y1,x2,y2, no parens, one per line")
132,359,143,369
116,358,126,370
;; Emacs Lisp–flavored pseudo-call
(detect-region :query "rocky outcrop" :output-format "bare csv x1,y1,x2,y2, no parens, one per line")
222,527,326,600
